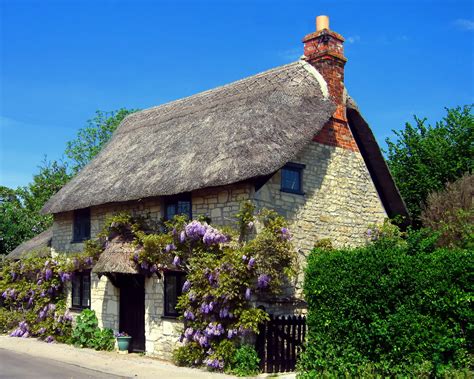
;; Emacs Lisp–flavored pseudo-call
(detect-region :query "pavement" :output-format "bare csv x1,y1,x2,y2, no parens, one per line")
0,336,236,379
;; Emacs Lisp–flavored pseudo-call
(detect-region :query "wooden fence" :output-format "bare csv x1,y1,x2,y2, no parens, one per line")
256,314,307,373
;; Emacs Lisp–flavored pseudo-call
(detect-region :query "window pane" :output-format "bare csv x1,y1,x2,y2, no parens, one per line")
82,273,90,307
165,275,178,315
72,275,81,307
177,201,191,218
166,204,176,220
282,168,300,192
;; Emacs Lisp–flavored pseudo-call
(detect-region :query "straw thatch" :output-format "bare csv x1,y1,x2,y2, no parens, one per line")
6,228,53,260
92,239,139,274
42,61,334,214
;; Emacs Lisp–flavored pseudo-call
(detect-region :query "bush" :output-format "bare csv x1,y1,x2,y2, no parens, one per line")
71,309,115,351
229,344,260,376
421,173,473,249
298,229,474,377
173,342,206,367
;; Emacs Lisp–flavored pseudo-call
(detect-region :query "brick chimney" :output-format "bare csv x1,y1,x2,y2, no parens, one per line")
303,16,358,151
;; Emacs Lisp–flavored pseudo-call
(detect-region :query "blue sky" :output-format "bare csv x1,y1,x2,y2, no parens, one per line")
1,0,473,189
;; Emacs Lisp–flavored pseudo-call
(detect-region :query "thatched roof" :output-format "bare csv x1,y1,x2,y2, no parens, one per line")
346,97,410,224
92,240,139,274
42,61,334,214
6,228,53,260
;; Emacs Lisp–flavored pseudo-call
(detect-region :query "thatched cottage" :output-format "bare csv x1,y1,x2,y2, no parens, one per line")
9,16,407,357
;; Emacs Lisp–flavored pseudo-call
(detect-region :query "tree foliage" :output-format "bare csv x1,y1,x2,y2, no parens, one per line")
385,105,473,224
1,108,137,255
65,108,138,173
0,160,70,255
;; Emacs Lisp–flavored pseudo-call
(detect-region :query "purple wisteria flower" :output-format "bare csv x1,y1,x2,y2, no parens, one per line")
257,274,271,289
185,221,207,240
188,292,196,302
182,280,191,292
45,335,54,343
200,302,211,314
204,358,224,370
37,279,43,286
245,288,251,300
204,323,224,337
242,255,247,262
44,268,53,281
184,327,194,339
140,261,149,270
173,256,181,266
247,257,256,269
165,243,176,253
133,253,139,262
59,272,71,283
10,321,29,338
179,231,186,243
219,307,229,318
227,328,238,339
184,310,195,320
85,257,93,266
281,227,291,240
38,327,46,335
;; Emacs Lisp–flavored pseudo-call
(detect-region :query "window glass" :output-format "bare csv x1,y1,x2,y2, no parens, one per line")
281,164,304,194
71,271,91,309
164,272,185,317
165,195,191,220
73,208,91,242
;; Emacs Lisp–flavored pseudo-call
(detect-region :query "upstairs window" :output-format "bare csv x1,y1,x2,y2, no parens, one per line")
164,271,186,317
71,270,91,309
73,208,91,242
281,163,305,195
165,194,191,220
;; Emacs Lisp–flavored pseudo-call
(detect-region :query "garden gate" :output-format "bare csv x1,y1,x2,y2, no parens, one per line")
256,314,307,373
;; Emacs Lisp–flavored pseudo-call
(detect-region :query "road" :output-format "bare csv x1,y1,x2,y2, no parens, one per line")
0,348,122,379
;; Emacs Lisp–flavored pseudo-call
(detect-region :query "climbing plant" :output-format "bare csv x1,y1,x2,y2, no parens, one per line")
126,201,297,371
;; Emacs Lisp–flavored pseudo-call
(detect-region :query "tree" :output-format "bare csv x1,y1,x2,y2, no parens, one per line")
65,108,138,173
385,105,473,224
0,160,71,255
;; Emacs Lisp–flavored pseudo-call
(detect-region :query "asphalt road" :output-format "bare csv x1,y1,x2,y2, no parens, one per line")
0,348,122,379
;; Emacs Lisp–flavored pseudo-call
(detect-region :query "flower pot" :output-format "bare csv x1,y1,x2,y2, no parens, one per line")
116,336,132,352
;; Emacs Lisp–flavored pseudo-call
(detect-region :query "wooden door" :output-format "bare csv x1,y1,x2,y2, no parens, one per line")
118,274,145,352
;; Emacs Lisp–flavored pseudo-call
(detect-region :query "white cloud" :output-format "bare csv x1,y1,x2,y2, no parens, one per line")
454,19,474,31
347,35,361,44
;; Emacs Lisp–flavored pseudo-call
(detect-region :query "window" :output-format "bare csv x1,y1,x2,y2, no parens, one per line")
71,270,91,309
165,194,191,220
164,272,186,317
73,208,91,242
281,163,305,194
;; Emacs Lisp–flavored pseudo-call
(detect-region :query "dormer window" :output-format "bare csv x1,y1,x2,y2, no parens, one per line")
73,208,91,242
281,163,305,195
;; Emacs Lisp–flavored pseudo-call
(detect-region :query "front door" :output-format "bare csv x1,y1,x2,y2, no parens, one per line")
118,274,145,352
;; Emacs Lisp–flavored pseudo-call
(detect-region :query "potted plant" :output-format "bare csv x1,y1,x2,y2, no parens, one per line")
115,331,132,352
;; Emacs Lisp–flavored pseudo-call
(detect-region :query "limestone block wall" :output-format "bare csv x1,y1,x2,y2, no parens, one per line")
255,141,386,253
64,273,119,331
90,274,119,330
145,276,182,359
51,198,162,253
192,183,253,225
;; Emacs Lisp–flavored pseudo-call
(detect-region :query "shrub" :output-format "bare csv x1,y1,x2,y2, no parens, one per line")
298,228,474,377
173,342,206,367
71,309,115,351
229,344,260,376
421,173,473,248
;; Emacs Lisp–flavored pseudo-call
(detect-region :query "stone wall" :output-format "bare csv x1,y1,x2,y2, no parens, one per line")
144,276,182,359
64,273,119,332
255,141,386,252
192,183,253,225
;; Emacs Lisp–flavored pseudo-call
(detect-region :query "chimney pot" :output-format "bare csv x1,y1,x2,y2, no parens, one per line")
316,15,329,31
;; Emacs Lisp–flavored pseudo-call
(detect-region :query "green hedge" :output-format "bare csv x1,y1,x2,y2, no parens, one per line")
298,230,473,377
